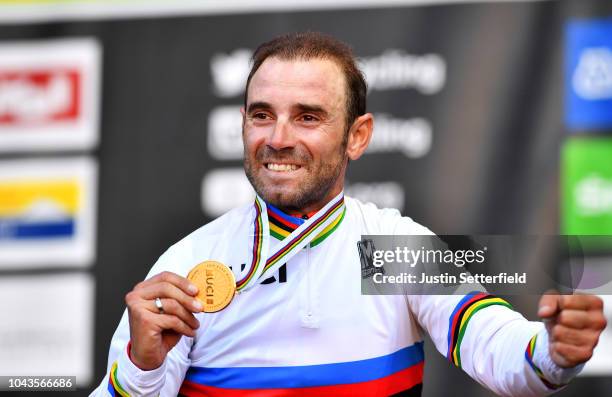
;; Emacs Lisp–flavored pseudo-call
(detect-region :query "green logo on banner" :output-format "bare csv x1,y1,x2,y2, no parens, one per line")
562,138,612,236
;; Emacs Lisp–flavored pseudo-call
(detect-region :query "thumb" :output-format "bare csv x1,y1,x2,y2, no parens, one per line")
538,291,561,319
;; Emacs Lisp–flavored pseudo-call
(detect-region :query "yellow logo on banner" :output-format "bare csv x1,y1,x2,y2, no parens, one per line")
0,180,80,217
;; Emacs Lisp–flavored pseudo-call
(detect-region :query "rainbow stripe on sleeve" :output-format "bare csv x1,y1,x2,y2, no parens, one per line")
525,333,565,390
107,361,130,397
447,292,513,368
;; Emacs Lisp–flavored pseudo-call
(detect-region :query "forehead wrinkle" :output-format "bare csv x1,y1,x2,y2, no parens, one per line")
247,58,346,115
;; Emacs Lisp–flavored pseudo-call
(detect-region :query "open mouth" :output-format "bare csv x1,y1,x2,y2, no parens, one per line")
265,163,301,172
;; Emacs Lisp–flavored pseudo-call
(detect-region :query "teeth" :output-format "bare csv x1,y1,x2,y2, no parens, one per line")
267,163,299,172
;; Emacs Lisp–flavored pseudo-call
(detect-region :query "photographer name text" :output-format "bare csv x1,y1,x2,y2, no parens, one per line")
373,272,527,285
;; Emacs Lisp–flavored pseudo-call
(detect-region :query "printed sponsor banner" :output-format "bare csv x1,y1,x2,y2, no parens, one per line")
0,157,97,269
0,273,94,385
359,50,446,94
208,47,447,98
211,49,252,98
562,138,612,239
201,168,254,217
345,181,405,211
565,18,612,131
0,38,101,152
367,114,432,158
207,105,243,160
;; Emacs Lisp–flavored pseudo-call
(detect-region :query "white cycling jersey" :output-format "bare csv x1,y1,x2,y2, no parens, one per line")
91,196,579,397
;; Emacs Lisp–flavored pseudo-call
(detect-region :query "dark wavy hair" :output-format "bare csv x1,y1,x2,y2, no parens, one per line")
244,32,367,130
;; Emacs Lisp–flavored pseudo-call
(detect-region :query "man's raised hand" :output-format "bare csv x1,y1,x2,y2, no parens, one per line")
538,293,607,368
125,271,202,370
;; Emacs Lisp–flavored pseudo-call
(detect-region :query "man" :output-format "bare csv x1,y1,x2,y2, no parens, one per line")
92,32,606,397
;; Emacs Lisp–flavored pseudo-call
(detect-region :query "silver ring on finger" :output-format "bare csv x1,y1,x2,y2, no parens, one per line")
154,297,164,314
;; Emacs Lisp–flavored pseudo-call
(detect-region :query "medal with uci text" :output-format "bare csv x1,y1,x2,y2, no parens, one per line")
188,260,236,312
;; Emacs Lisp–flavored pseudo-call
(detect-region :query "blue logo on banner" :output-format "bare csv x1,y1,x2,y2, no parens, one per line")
565,18,612,131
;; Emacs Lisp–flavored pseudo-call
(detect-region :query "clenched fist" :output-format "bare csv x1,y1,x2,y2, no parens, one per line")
125,271,203,370
538,293,607,368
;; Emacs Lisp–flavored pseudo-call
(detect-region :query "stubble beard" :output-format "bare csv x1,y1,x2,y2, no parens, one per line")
244,144,347,213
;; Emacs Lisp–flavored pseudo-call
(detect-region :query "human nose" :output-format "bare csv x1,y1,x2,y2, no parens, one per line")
266,117,295,150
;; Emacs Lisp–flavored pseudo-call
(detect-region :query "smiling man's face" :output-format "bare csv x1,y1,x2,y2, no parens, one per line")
242,57,350,214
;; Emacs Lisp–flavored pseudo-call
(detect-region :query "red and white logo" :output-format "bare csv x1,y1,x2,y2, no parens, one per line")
0,69,80,125
0,38,101,152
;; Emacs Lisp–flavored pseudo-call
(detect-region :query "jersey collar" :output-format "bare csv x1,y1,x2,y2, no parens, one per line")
266,201,346,247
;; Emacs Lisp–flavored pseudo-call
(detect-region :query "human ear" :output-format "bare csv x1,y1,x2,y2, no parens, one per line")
346,113,374,161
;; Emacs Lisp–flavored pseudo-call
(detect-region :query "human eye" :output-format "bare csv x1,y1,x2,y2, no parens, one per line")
298,113,320,123
252,112,270,120
249,111,274,123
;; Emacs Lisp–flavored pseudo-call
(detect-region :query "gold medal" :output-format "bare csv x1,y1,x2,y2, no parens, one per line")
187,260,236,313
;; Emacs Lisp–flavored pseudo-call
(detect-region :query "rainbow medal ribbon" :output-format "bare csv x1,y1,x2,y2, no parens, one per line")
235,191,346,292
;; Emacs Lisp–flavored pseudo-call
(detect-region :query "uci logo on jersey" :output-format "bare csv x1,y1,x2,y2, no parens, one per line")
229,263,288,285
